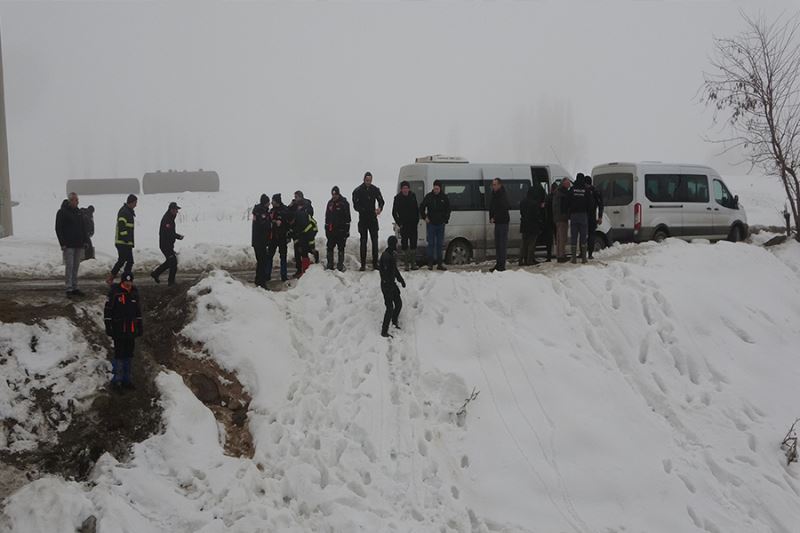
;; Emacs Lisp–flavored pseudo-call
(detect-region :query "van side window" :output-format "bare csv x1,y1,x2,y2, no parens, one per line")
713,179,735,209
645,174,681,203
408,180,425,201
443,180,483,211
502,180,531,209
683,175,709,203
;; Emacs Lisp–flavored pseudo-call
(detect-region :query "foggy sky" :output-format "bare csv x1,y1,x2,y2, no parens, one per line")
0,0,796,196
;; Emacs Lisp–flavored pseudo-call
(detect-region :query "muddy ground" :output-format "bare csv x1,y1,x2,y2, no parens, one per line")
0,273,275,499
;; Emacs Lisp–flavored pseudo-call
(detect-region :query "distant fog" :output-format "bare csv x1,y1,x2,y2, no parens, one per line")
0,0,794,197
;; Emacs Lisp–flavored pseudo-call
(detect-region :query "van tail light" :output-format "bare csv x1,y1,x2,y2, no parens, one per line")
634,203,642,231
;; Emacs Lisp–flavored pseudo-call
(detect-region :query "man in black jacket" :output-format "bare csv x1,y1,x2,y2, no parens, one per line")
325,186,351,271
567,173,591,264
378,236,406,338
104,272,143,391
81,205,96,261
544,182,558,262
55,192,88,297
108,194,137,284
392,181,421,271
151,202,184,286
489,178,510,272
352,171,385,271
290,191,318,277
585,176,605,259
267,194,289,282
519,183,546,266
419,180,452,271
250,194,271,287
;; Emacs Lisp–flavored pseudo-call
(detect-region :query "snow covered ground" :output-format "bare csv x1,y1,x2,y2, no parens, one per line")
3,238,800,532
0,171,789,278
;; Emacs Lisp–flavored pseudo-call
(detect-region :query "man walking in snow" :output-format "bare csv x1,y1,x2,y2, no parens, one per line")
352,171,385,271
567,173,591,264
378,236,406,338
107,194,138,284
55,192,88,297
489,178,510,272
585,175,604,259
419,179,451,271
392,180,421,271
325,186,351,271
150,201,184,286
251,194,271,288
519,182,546,265
104,272,143,392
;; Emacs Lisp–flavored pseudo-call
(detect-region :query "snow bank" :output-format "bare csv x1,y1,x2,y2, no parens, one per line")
3,240,800,532
0,318,107,452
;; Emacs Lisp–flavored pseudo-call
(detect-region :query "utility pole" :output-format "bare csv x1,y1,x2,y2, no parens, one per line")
0,26,12,238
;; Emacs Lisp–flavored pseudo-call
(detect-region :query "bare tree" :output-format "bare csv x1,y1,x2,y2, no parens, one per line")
703,12,800,240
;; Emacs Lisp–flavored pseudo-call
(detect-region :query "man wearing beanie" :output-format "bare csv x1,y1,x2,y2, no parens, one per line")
267,193,290,282
151,201,184,286
325,186,351,271
378,236,406,338
352,171,385,271
251,194,271,287
104,271,143,392
391,180,421,271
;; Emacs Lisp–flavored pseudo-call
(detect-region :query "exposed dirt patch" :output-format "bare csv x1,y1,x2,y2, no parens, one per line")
0,277,255,497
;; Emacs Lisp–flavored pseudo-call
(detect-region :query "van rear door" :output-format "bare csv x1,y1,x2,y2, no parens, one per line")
591,165,635,242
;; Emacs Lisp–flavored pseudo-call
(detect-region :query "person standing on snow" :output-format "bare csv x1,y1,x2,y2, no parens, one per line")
352,171,385,271
287,202,318,278
251,194,271,288
150,201,184,286
55,192,88,297
104,272,143,392
419,179,451,271
290,191,319,272
81,205,96,261
107,194,138,284
392,180,421,271
567,173,591,264
552,178,571,263
378,236,406,338
544,182,558,262
519,182,546,266
325,186,351,272
267,194,290,282
585,175,604,260
489,178,510,272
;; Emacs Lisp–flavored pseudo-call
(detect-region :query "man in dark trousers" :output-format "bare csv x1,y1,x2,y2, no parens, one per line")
55,192,88,297
378,236,406,338
104,272,143,392
544,182,558,262
150,202,184,286
519,183,546,265
352,171,385,271
325,186,351,271
251,194,271,288
419,179,451,271
489,178,510,272
392,181,421,271
81,205,96,261
267,194,289,282
567,173,591,264
585,176,605,259
290,191,318,277
107,194,138,284
552,179,572,263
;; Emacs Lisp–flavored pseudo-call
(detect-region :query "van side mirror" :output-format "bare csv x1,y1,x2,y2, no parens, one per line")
733,195,739,209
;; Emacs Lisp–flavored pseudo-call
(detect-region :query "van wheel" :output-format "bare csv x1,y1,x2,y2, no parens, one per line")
653,229,669,243
727,225,744,243
594,232,608,251
446,239,472,265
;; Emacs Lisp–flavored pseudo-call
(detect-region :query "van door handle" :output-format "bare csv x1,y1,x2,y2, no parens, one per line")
706,207,712,211
612,210,621,214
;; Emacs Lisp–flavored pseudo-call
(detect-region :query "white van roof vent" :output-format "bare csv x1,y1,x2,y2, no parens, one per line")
415,155,469,164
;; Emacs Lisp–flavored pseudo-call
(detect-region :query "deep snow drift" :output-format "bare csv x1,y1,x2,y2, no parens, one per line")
2,238,800,532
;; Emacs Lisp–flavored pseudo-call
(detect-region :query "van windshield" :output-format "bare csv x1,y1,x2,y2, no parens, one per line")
593,173,634,206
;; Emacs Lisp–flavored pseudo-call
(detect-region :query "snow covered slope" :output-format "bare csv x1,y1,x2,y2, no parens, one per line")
2,240,800,532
